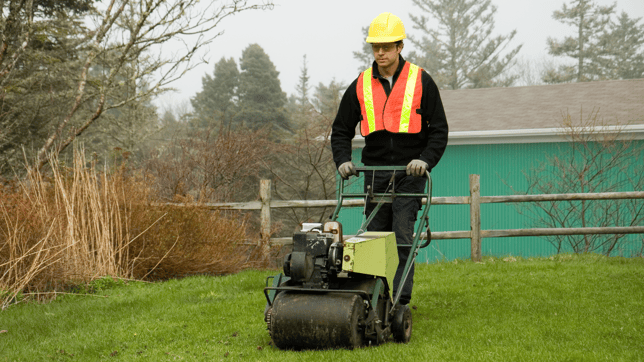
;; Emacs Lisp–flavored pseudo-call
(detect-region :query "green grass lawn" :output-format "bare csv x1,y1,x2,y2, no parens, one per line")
1,254,643,361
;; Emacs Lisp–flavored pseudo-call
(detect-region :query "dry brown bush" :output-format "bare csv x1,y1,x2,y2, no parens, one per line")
0,148,268,309
127,204,265,281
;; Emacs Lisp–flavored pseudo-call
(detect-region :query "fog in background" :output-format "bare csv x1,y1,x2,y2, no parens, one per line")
155,0,644,112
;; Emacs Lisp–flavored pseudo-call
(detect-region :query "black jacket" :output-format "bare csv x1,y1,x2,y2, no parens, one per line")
331,56,448,170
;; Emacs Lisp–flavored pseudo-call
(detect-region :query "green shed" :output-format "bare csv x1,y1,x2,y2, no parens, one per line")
338,78,644,261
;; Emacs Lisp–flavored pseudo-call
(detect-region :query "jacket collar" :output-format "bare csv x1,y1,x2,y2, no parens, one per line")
371,55,406,85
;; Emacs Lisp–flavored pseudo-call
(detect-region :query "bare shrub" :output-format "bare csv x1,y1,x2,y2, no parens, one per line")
519,108,644,255
0,147,264,309
145,128,272,202
127,205,260,280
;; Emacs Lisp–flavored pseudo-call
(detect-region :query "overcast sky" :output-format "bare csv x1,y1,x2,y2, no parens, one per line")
155,0,644,112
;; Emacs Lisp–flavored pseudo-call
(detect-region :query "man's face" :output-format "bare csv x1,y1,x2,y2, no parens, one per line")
372,42,402,69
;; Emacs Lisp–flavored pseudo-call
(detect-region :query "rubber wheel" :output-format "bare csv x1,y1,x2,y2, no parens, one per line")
392,304,412,343
348,295,366,349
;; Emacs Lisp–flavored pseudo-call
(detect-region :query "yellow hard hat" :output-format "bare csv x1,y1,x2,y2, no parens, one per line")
366,12,406,43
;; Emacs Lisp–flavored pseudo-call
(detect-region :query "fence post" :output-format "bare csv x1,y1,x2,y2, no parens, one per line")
470,174,482,262
260,179,271,245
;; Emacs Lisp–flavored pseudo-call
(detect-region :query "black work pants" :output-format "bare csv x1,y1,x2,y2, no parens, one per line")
363,170,426,305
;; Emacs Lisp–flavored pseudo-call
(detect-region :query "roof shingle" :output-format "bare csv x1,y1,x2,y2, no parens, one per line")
440,78,644,132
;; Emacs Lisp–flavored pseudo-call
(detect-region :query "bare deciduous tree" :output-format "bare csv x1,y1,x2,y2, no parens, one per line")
145,127,271,203
263,111,337,235
508,56,566,87
518,109,644,255
1,0,273,171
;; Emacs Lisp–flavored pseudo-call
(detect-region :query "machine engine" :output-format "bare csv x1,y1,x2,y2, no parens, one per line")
282,222,343,289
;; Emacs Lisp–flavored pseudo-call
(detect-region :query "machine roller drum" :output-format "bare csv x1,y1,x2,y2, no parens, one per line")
269,292,365,350
392,304,412,343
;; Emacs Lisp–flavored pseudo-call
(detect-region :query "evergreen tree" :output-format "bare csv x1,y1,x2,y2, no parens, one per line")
544,0,615,83
353,27,374,72
287,55,315,130
1,0,97,174
33,0,94,15
295,55,311,108
311,79,346,120
158,110,182,140
190,57,240,129
599,11,644,80
234,44,290,134
83,78,159,164
409,0,522,89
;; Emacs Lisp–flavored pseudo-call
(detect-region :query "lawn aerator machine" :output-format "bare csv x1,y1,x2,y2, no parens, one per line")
263,166,432,349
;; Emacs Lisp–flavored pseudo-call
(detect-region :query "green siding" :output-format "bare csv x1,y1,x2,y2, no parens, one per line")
340,141,644,262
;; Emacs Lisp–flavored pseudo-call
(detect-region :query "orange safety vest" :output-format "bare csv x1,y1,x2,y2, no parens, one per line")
356,62,423,136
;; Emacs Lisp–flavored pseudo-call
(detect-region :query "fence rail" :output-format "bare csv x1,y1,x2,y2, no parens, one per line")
159,175,644,262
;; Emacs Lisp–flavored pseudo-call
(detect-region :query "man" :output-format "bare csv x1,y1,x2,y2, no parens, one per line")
331,12,448,305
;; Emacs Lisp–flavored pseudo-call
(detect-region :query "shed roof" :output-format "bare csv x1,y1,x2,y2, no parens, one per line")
440,78,644,132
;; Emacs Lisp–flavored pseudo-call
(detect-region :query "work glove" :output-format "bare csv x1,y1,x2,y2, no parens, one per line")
338,161,357,179
406,159,428,177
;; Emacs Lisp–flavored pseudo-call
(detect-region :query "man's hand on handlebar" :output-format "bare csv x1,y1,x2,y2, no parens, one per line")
338,161,357,179
406,159,428,177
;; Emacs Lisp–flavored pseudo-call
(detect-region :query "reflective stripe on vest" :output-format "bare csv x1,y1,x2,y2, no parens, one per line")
362,68,377,134
357,62,423,136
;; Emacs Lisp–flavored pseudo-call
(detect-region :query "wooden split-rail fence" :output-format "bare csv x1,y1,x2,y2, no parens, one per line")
162,175,644,262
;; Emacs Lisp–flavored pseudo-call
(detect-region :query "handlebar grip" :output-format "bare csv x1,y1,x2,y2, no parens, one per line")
354,166,407,174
